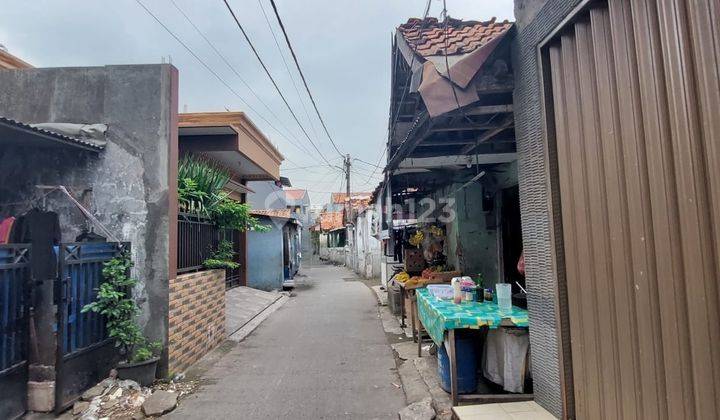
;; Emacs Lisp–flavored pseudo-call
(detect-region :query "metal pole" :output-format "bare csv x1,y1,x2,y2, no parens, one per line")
345,154,351,224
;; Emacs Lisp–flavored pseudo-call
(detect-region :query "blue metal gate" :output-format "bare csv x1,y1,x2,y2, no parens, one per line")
54,241,129,412
0,244,31,420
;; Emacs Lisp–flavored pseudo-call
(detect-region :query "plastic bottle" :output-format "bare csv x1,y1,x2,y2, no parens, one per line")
451,277,463,304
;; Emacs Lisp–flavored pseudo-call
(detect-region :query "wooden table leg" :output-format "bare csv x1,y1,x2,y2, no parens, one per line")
448,329,458,406
411,294,417,343
414,298,422,357
400,286,406,328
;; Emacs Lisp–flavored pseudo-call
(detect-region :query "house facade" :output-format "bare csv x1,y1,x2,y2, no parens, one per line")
0,61,285,415
284,188,311,256
0,64,179,414
247,209,301,291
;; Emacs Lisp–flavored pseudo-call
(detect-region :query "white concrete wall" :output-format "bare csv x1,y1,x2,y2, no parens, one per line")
351,209,381,279
318,233,347,265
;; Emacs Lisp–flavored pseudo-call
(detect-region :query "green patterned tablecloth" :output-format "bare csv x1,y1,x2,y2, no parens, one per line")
416,288,529,345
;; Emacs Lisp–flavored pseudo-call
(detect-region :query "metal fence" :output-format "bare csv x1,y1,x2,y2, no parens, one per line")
0,244,30,420
55,241,129,413
0,244,30,371
177,213,243,289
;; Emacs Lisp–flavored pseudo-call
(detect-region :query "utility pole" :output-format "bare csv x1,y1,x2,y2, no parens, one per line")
344,154,351,224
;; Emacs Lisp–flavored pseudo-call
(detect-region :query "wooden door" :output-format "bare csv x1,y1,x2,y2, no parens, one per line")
543,0,720,418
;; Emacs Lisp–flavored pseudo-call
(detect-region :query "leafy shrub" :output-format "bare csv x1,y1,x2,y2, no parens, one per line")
82,253,160,363
211,198,269,232
203,240,241,270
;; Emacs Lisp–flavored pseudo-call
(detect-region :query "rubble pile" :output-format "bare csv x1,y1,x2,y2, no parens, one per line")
70,370,198,419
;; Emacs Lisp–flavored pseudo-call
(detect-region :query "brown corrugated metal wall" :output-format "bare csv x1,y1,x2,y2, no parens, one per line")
543,0,720,418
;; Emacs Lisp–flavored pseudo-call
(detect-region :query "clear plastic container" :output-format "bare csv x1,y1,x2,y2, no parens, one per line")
427,284,454,300
496,283,512,311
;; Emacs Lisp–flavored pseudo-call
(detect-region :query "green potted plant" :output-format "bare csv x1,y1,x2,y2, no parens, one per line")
82,252,161,386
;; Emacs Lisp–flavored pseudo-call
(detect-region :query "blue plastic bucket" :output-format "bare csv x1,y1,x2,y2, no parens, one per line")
437,333,478,394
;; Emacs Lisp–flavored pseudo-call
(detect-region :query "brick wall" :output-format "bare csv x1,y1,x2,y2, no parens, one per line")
168,269,226,374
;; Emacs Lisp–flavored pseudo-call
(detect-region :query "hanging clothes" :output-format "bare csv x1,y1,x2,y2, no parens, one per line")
0,217,14,244
517,251,525,276
20,209,61,279
0,216,15,244
9,214,25,243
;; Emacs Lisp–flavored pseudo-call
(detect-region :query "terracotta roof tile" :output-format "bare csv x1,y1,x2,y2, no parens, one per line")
398,17,512,58
284,189,307,201
251,209,293,219
330,192,373,204
317,211,344,231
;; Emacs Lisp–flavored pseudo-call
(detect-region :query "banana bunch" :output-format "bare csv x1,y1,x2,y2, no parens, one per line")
395,272,410,283
429,225,444,238
409,231,424,247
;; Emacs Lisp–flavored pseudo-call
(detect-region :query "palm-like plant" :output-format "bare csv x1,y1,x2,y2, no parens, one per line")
178,155,230,215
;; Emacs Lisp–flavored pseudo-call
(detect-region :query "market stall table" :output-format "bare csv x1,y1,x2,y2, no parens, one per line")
397,277,451,331
415,288,532,406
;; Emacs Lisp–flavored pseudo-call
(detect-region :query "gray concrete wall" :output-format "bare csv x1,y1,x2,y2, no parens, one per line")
0,64,178,373
429,179,503,287
512,0,584,416
247,218,284,291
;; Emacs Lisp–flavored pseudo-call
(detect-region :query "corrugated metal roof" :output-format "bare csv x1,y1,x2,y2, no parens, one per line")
0,116,105,152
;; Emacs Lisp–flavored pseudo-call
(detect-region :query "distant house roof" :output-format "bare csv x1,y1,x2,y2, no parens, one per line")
0,116,105,152
284,189,308,202
0,49,32,70
251,208,293,219
317,211,344,231
398,17,512,58
330,192,373,204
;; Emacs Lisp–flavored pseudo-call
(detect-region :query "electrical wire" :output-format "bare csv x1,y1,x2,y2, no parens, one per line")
135,0,326,169
352,158,385,169
220,0,335,168
256,0,319,138
382,0,432,175
358,151,387,187
167,0,321,162
441,0,473,125
134,0,324,166
268,0,344,159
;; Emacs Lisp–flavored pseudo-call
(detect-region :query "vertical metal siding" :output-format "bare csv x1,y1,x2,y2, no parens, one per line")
544,0,720,418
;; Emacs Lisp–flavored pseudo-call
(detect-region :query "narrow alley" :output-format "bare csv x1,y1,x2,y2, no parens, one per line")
169,261,405,419
3,1,720,419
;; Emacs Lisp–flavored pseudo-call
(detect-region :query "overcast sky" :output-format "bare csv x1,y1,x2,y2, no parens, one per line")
0,0,514,206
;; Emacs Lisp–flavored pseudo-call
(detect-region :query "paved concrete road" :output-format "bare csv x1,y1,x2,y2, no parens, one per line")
169,262,405,420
